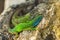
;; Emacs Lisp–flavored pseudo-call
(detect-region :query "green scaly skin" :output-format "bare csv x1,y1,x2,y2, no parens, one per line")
12,10,39,26
9,15,42,34
12,9,33,26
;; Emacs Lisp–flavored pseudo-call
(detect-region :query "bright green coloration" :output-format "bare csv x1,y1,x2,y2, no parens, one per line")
9,15,43,34
12,10,32,26
12,10,40,26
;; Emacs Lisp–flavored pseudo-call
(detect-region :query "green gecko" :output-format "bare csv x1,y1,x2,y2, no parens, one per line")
12,10,33,26
9,15,43,34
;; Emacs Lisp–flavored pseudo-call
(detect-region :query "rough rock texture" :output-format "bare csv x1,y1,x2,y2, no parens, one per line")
16,2,54,40
17,0,60,40
0,0,60,40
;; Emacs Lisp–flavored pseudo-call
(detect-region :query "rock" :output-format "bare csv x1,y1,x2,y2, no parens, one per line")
16,2,53,40
0,36,2,40
17,1,60,40
0,0,60,40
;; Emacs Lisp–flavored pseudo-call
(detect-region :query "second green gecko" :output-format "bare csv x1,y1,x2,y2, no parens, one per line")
12,10,33,26
12,9,40,26
9,15,43,34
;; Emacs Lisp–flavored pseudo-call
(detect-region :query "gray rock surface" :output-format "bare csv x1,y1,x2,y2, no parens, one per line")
0,0,60,40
